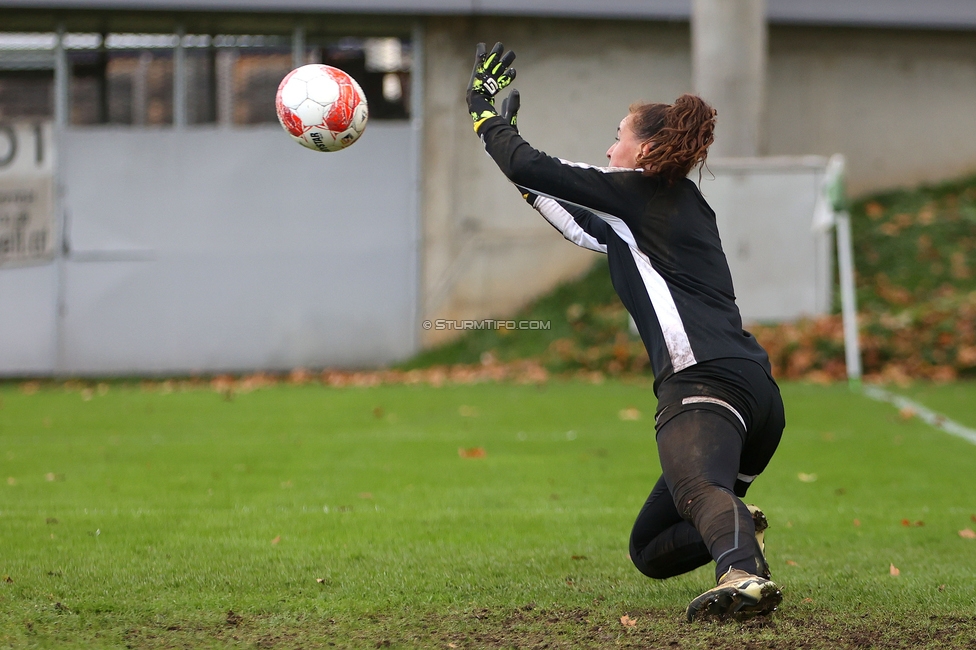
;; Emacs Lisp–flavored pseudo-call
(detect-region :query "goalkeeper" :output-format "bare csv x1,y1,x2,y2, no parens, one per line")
467,43,786,622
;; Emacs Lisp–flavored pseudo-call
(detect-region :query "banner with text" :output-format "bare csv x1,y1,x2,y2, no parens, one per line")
0,121,55,267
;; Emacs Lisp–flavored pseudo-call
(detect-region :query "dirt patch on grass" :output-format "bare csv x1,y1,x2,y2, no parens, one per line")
106,607,976,649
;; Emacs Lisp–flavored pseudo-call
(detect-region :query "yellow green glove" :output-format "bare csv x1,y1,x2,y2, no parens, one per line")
466,42,516,133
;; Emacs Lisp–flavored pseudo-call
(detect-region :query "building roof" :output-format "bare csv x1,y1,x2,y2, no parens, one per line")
0,0,975,31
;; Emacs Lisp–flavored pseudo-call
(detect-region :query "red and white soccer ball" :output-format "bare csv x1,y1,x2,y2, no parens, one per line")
275,64,369,152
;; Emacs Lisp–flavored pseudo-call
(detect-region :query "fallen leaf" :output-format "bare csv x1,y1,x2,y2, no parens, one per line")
898,407,916,421
901,519,911,527
959,529,976,539
316,578,325,584
938,584,946,592
571,555,588,561
618,408,641,421
802,598,813,604
619,615,636,627
358,492,373,499
786,560,799,566
271,536,281,545
889,563,900,576
458,447,486,459
853,519,861,527
372,406,383,418
971,514,976,523
448,644,458,649
798,473,818,483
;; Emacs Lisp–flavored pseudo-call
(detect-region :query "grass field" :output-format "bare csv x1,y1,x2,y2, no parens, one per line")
1,379,975,649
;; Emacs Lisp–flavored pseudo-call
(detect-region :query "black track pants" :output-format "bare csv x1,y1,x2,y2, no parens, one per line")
629,358,785,583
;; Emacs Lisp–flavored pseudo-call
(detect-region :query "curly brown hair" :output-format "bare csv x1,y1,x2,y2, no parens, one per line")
630,94,716,185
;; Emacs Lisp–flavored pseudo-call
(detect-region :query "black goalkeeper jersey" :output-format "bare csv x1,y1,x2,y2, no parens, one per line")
478,116,773,393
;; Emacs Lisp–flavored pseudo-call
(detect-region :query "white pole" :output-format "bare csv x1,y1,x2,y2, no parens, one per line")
835,211,862,386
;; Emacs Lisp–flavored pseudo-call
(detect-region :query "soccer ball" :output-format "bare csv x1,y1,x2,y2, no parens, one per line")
275,64,369,152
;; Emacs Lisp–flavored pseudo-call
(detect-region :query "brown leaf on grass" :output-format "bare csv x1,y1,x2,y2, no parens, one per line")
901,519,924,527
802,598,814,604
571,555,588,561
288,368,313,384
619,615,636,627
458,447,486,459
889,564,900,576
959,529,976,539
786,560,799,566
618,408,641,421
358,492,373,500
898,407,916,421
853,519,861,527
271,536,281,545
970,514,976,523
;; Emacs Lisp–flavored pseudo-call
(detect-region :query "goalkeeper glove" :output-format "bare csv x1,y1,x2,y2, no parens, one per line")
500,89,520,132
467,42,516,133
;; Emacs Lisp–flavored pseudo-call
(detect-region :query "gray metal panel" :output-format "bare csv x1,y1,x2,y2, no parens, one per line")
0,263,57,374
2,0,976,28
59,123,417,374
701,157,831,322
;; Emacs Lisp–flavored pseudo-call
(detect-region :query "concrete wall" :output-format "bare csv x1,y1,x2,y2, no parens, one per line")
766,26,976,195
421,17,976,343
420,16,692,345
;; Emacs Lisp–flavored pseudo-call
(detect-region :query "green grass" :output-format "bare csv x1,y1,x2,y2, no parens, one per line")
890,381,976,428
1,380,975,648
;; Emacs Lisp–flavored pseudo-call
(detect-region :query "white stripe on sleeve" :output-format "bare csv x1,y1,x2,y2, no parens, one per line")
532,196,607,254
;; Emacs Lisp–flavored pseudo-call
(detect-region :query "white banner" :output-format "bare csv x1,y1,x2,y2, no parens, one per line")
0,122,55,267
